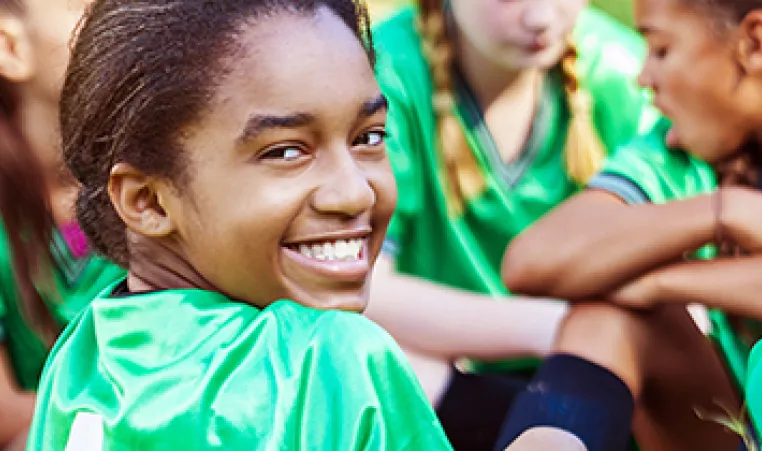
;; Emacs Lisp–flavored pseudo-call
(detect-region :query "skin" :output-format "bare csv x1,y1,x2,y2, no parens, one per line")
498,1,762,446
365,0,587,409
0,0,90,446
108,9,586,450
502,0,762,304
110,8,396,313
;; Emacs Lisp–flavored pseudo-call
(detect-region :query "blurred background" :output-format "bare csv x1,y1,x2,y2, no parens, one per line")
367,0,634,27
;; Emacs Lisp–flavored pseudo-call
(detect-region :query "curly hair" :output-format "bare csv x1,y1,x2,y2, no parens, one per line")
62,0,374,266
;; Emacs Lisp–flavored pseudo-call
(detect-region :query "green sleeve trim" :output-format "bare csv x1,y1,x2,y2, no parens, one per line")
588,173,650,204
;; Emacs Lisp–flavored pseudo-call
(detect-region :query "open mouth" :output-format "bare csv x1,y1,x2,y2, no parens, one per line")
287,238,365,262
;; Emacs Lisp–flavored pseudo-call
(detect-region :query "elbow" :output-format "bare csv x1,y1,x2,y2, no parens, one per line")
501,239,566,297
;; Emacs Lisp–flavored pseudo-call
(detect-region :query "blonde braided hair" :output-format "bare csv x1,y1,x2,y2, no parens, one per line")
418,0,485,215
418,1,605,214
560,43,606,184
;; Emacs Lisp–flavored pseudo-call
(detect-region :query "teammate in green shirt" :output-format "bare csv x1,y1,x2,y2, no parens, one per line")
0,0,125,447
26,1,455,449
365,1,739,449
503,0,762,444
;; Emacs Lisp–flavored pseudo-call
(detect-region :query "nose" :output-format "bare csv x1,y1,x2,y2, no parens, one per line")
311,149,375,218
521,3,556,33
638,60,654,89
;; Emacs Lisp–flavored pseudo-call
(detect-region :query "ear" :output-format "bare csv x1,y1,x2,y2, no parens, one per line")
738,10,762,75
0,12,33,82
108,163,176,238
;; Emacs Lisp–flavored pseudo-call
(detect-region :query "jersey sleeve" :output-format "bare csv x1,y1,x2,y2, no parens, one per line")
587,119,716,204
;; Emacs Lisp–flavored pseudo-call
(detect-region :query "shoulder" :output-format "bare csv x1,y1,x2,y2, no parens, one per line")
593,119,716,202
270,301,403,363
574,6,646,80
373,8,421,61
372,8,432,107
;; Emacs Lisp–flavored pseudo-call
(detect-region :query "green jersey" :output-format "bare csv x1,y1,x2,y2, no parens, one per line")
375,6,656,295
588,117,748,398
27,283,453,450
0,224,125,390
373,7,657,370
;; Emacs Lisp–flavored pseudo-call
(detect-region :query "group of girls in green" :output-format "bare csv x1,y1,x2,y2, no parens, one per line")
0,0,761,449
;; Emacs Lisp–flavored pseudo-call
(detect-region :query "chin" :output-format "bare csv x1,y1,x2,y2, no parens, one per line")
298,292,369,313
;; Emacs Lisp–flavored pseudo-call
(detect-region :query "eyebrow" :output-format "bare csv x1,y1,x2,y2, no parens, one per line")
238,113,315,143
360,94,388,118
237,94,388,143
637,25,655,36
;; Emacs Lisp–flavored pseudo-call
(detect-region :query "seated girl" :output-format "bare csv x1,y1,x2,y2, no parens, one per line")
25,0,453,448
367,0,740,448
503,0,762,443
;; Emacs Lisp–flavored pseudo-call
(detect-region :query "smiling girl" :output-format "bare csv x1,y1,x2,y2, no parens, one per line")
24,0,459,449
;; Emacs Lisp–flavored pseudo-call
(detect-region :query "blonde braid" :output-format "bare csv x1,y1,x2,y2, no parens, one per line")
418,0,484,214
560,42,606,185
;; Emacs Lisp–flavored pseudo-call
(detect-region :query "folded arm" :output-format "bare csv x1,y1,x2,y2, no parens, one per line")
365,256,568,361
502,189,717,299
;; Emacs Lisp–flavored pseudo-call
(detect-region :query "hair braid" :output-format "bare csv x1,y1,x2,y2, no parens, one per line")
418,0,484,214
560,42,606,185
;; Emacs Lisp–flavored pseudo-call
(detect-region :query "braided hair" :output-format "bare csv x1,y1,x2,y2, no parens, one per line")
416,0,604,214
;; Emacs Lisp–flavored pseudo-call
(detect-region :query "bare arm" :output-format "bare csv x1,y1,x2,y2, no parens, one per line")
502,189,718,300
365,255,568,361
611,255,762,320
0,346,34,447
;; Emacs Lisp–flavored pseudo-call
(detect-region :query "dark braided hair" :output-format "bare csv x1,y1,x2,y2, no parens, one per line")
0,0,58,343
62,0,374,267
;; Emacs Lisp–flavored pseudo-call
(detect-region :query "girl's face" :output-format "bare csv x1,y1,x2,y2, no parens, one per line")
161,8,396,312
450,0,587,69
636,0,759,162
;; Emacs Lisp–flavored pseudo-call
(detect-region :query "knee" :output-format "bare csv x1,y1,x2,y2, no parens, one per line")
553,302,646,396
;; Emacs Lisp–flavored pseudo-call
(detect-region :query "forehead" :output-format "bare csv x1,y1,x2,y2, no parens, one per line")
636,0,716,31
211,7,377,117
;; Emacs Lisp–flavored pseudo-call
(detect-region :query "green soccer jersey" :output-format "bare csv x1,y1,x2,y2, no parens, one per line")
27,283,453,450
0,223,125,390
588,117,748,398
373,7,657,370
375,6,656,296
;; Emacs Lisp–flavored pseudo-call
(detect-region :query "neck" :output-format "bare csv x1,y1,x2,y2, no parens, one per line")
126,231,217,293
454,25,542,109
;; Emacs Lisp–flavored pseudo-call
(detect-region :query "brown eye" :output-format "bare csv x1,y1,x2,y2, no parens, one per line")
353,130,386,147
261,146,306,161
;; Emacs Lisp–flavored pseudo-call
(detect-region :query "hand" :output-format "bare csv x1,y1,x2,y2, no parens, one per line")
607,273,661,310
719,187,762,254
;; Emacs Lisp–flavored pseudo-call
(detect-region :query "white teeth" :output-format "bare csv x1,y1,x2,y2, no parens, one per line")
323,242,335,261
299,244,312,259
297,238,363,261
311,244,325,260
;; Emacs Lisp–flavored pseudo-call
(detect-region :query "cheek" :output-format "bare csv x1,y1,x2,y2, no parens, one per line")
368,164,398,224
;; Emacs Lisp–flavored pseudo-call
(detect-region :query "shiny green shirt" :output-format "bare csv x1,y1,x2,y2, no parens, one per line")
27,285,453,450
375,7,657,297
0,224,124,390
